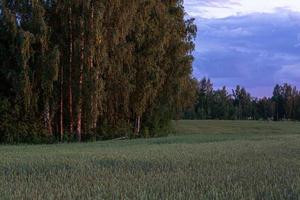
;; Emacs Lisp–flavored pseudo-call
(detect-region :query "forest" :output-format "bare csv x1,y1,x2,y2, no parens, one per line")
0,0,197,143
183,78,300,121
1,1,300,144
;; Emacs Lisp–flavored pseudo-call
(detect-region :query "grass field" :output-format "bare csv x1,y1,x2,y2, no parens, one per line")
1,120,300,199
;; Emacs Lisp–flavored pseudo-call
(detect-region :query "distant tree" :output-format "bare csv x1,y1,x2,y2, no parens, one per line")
232,86,252,120
183,79,300,122
256,97,273,120
295,93,300,121
272,84,285,121
211,86,232,119
194,78,213,119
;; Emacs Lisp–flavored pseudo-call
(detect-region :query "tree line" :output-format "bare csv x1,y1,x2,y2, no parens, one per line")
0,0,196,143
183,78,300,121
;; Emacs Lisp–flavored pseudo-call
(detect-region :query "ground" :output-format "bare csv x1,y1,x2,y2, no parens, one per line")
1,120,300,199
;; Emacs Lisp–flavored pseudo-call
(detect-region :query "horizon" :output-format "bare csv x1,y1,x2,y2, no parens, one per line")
184,0,300,97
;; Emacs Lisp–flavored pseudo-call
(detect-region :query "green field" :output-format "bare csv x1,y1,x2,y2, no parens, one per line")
1,120,300,199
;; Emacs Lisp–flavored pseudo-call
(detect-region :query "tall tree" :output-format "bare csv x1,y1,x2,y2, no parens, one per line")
0,0,197,143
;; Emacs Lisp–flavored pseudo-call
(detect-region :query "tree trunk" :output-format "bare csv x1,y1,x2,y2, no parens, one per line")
277,103,279,121
89,2,98,130
135,115,141,136
60,58,64,141
77,12,84,142
44,100,52,136
68,6,74,135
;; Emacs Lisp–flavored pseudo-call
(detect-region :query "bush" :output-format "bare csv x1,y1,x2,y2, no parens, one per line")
97,119,133,140
0,98,48,144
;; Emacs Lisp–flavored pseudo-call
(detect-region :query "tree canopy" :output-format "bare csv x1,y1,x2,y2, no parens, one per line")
0,0,196,143
183,78,300,122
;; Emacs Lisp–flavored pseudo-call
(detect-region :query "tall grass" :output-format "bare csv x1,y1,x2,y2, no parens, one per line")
0,121,299,199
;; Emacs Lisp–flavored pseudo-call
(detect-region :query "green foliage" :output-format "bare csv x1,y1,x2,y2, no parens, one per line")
0,0,196,143
97,119,134,140
0,98,49,144
184,78,300,122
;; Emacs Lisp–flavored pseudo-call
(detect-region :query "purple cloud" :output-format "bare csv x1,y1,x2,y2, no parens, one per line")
192,10,300,97
185,0,238,7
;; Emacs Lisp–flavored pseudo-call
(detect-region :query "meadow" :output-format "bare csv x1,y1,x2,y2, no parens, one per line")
1,120,300,199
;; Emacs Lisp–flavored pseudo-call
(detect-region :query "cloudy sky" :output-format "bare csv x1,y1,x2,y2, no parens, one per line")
184,0,300,97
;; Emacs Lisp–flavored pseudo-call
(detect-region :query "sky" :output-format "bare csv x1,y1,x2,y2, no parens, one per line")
184,0,300,97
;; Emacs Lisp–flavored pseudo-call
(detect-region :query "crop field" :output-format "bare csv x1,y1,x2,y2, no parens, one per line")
1,120,300,199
